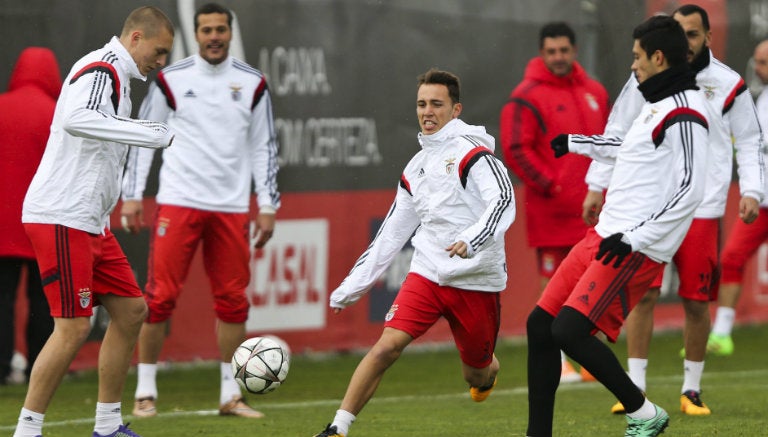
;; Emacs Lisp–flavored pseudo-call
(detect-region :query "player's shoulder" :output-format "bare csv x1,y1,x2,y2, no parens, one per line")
701,56,743,87
160,56,196,76
231,57,266,80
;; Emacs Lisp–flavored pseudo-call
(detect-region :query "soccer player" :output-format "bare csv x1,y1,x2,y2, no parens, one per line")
526,15,709,437
121,3,279,418
14,7,174,437
499,21,609,383
312,68,515,437
584,4,764,416
708,38,768,356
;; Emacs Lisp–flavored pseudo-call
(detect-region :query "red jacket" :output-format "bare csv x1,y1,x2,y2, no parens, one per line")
0,47,61,258
500,58,609,247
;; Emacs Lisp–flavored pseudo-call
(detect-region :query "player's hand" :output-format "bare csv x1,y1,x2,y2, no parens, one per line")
447,240,469,258
582,190,605,226
120,200,143,234
596,233,632,268
332,307,343,314
739,196,759,224
550,134,569,158
253,213,275,249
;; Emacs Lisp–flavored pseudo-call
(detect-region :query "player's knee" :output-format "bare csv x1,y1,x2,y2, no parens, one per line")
527,306,554,346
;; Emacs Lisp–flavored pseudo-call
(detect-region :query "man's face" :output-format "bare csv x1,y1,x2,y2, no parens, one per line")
631,40,661,84
196,12,231,64
673,12,711,63
754,42,768,84
540,36,576,77
132,28,173,76
416,83,461,135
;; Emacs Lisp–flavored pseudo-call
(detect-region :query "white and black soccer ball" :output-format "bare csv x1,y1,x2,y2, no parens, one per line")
231,336,290,394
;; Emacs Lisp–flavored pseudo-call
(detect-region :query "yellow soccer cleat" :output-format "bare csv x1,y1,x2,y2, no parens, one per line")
680,390,711,415
611,400,626,414
470,376,497,402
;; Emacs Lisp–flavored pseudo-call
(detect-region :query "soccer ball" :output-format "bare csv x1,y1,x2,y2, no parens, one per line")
231,336,290,394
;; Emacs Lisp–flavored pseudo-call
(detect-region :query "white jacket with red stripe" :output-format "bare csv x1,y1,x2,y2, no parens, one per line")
23,37,173,234
329,119,516,309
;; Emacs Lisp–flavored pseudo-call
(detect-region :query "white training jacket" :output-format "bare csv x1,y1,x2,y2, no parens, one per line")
587,52,765,216
122,54,280,213
568,88,709,263
329,119,515,309
756,87,768,208
23,37,173,234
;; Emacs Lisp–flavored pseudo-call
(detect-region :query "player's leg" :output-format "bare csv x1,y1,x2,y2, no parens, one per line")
556,249,667,436
537,247,584,383
712,210,768,355
527,232,597,437
315,273,436,437
675,219,718,415
14,224,97,437
441,288,500,400
91,229,148,436
610,282,660,414
24,260,53,380
134,205,202,416
0,258,22,383
202,211,258,416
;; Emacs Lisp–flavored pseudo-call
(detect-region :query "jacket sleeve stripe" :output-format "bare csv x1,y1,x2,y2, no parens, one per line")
651,107,708,147
722,78,747,115
156,70,176,111
252,78,267,111
399,174,412,196
459,147,493,188
469,155,514,251
350,200,399,271
69,61,120,113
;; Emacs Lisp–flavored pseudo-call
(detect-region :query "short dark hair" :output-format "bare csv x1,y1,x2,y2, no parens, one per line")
195,3,232,31
539,22,576,48
673,4,710,31
632,15,688,67
417,69,461,104
122,6,174,39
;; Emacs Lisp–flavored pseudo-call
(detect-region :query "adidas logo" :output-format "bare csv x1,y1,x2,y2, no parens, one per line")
578,294,589,305
184,89,197,98
111,407,121,413
418,168,425,177
22,415,33,422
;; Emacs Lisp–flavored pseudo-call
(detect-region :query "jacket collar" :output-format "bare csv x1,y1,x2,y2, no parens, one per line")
107,36,144,81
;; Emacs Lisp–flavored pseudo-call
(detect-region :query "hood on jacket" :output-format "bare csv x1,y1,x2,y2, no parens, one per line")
523,57,588,87
7,47,62,99
418,118,495,152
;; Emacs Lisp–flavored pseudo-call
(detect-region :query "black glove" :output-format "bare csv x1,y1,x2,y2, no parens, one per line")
596,233,632,268
550,134,569,158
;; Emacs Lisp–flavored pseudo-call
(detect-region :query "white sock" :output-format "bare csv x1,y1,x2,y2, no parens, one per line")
220,361,242,405
94,402,122,436
626,398,657,420
331,409,356,436
135,363,158,399
682,359,704,393
627,358,648,392
13,408,43,437
712,307,736,336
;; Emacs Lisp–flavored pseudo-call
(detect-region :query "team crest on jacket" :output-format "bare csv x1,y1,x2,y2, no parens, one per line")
445,157,456,174
78,288,92,309
703,85,716,100
644,108,658,124
385,304,399,321
230,83,242,101
585,93,599,111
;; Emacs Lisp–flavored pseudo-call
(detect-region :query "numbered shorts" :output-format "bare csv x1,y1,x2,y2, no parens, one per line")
537,228,664,342
648,218,719,302
720,209,768,283
384,272,500,368
24,224,142,318
144,205,250,324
